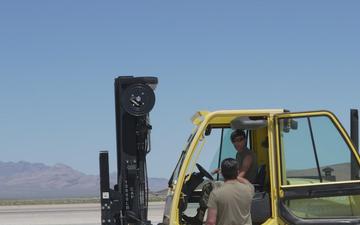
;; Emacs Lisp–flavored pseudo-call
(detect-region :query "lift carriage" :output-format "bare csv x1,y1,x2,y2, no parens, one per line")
100,76,157,225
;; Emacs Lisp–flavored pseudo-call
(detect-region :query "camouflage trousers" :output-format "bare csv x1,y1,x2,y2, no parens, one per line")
184,181,223,225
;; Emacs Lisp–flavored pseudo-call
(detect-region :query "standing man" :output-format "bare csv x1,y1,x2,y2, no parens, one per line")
206,158,254,225
231,129,258,183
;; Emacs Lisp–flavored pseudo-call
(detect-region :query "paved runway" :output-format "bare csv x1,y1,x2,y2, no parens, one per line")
0,202,165,225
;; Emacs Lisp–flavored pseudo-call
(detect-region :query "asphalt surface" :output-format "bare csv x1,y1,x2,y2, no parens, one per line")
0,202,165,225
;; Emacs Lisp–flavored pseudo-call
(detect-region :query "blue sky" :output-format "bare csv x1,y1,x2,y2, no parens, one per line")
0,1,359,178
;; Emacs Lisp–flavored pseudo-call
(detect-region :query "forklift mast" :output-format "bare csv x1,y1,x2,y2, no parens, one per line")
99,76,158,225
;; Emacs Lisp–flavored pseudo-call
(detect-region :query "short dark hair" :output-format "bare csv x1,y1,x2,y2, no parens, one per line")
231,129,246,142
221,158,239,180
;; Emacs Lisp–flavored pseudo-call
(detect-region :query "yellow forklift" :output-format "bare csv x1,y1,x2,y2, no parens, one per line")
162,109,360,225
99,76,360,225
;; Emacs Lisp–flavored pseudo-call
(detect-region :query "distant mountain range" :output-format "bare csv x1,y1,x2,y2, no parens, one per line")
0,161,168,199
287,162,351,180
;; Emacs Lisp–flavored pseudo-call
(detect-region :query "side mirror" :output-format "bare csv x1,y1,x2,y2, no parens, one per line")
205,125,212,136
283,119,298,133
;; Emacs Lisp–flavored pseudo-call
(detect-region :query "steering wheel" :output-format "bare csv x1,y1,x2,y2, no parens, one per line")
196,163,214,181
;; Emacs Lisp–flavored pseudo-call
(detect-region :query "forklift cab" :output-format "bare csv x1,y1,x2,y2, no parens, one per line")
162,109,360,225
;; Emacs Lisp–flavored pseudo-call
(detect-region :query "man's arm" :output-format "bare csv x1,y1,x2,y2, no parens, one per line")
206,207,217,225
238,154,253,178
211,168,220,175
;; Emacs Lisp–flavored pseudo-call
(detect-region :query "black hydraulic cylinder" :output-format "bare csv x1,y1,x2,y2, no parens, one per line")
100,151,110,195
99,151,117,225
350,109,359,180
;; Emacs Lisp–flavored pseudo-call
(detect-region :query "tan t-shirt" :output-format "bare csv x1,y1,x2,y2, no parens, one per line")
207,180,254,225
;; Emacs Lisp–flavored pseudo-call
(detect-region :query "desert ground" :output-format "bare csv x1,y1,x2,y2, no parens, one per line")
0,202,165,225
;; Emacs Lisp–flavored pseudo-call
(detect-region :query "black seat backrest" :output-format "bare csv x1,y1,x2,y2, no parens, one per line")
254,164,266,191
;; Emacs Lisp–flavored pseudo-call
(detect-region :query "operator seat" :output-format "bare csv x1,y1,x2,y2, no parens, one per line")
254,164,266,192
251,164,271,224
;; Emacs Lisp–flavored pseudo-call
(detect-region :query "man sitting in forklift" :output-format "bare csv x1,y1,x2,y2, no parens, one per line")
212,129,258,183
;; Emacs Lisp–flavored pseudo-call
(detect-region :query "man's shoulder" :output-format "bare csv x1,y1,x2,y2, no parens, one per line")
220,181,253,190
244,148,256,157
212,182,254,199
242,182,255,194
231,181,255,195
244,147,253,153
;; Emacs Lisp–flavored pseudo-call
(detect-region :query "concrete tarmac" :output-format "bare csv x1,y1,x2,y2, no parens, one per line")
0,202,165,225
